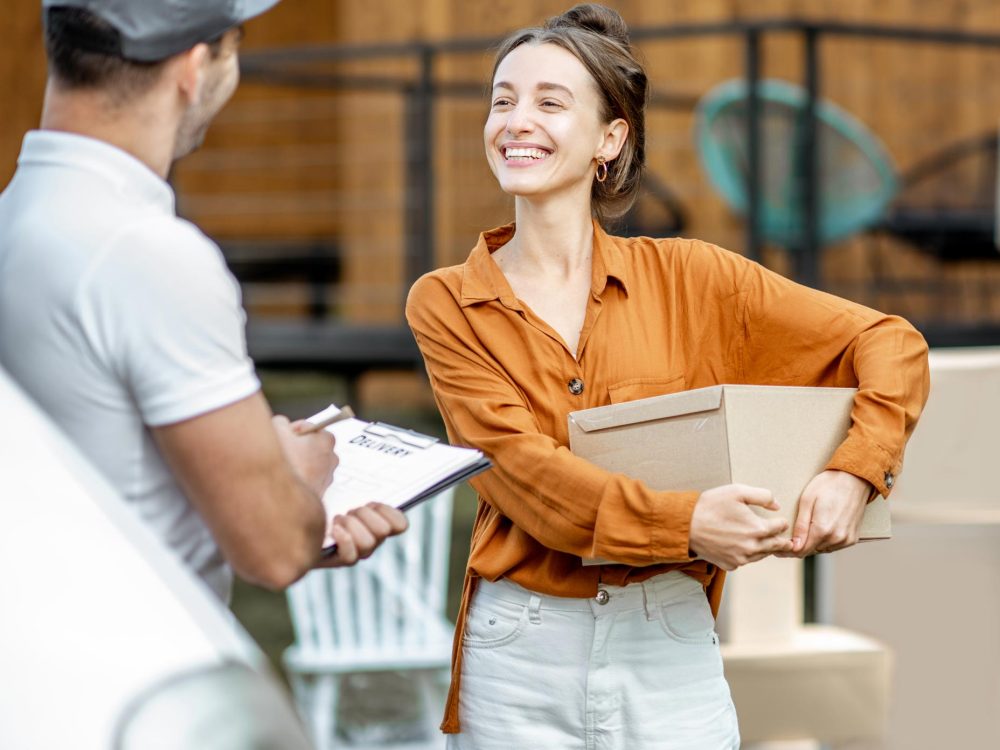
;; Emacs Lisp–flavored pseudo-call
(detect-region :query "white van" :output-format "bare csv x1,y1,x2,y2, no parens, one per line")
0,368,313,749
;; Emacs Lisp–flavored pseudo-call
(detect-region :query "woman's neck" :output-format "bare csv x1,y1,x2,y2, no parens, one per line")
501,193,595,278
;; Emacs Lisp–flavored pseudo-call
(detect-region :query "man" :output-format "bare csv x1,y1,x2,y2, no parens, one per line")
0,0,407,600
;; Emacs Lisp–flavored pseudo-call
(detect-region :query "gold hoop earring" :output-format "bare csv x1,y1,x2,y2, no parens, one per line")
595,158,608,184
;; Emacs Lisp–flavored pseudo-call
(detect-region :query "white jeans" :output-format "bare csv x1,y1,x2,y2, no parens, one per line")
447,572,740,750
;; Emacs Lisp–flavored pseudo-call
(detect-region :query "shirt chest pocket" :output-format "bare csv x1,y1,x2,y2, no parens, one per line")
607,374,686,404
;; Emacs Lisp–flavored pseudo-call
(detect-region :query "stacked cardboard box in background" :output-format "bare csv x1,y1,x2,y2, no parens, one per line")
827,347,1000,750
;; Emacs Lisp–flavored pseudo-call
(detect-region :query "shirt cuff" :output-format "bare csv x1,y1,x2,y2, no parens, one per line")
825,434,902,498
591,488,699,564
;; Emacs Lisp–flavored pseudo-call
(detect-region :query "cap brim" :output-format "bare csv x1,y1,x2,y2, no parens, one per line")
236,0,284,24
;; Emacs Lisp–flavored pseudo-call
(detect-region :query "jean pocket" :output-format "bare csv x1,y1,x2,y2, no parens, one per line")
656,592,718,645
462,597,528,649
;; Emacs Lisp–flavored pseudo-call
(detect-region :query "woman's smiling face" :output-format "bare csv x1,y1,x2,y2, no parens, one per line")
485,42,614,203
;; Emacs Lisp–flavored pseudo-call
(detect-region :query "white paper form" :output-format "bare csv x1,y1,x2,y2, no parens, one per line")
306,405,490,549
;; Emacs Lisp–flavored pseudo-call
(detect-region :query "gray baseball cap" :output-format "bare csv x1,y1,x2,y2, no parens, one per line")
42,0,282,62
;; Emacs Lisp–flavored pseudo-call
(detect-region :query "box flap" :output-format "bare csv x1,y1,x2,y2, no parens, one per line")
569,385,724,433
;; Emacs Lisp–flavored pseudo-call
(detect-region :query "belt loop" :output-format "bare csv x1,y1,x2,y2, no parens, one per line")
641,580,655,621
528,594,543,624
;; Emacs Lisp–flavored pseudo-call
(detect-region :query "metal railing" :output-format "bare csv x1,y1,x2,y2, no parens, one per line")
227,17,1000,360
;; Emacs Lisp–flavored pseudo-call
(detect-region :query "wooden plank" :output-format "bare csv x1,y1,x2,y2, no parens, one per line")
5,1,1000,332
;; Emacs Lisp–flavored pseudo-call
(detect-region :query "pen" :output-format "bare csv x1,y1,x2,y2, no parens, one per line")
295,405,356,434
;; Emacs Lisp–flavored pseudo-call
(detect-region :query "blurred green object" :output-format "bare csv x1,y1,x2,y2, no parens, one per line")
695,78,898,249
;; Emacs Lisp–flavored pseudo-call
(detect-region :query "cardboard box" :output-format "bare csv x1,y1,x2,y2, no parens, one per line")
889,346,1000,518
568,385,890,563
829,522,1000,750
823,349,1000,749
722,625,891,745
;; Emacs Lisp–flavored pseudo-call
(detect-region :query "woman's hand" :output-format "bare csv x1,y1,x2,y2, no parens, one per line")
689,484,794,571
779,470,873,557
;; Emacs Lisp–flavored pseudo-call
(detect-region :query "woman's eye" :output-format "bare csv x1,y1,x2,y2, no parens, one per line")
540,100,563,110
491,98,513,108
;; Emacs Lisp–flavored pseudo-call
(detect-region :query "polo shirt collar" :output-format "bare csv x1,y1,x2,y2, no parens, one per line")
460,219,630,308
18,130,176,215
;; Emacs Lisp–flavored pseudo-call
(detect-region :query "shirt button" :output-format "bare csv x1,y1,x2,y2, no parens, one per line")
885,472,894,489
595,589,610,605
568,378,584,395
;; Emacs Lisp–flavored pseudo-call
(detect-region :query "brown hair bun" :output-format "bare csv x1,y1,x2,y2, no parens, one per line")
546,4,632,50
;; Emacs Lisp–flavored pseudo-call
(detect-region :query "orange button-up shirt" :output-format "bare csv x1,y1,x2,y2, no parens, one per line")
405,221,930,733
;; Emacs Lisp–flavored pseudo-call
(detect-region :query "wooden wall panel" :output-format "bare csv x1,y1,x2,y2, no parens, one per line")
3,0,1000,327
1,4,47,185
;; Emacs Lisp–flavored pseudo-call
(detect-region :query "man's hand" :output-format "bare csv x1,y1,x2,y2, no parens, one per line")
317,503,409,568
780,470,872,557
272,415,338,498
689,484,794,571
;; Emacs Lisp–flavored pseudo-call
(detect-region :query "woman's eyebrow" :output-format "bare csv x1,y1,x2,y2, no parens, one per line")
491,81,575,100
536,82,575,100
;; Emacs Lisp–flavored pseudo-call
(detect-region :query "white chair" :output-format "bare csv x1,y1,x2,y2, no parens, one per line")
283,488,456,750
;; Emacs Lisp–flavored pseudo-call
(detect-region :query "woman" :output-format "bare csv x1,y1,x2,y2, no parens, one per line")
406,5,929,748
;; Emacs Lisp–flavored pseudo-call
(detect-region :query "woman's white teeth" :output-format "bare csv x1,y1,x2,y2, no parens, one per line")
505,147,548,160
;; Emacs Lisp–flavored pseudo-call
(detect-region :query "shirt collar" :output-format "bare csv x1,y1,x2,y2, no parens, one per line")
593,219,631,297
460,219,630,308
18,130,176,215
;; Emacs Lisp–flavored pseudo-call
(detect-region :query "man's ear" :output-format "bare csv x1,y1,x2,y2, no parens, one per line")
174,43,211,105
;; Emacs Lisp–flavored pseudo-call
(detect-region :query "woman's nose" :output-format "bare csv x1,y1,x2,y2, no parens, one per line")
504,104,533,136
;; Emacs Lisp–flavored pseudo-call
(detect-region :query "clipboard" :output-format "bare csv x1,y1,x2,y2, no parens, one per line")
306,405,492,556
320,457,491,557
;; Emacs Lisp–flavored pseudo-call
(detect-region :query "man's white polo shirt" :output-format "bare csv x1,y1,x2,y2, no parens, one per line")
0,131,262,600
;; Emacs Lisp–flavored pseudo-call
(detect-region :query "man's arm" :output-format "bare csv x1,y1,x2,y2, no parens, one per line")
153,392,409,588
152,391,331,590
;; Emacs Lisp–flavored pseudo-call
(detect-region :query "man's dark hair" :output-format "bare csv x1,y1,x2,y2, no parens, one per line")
45,8,168,98
44,7,226,101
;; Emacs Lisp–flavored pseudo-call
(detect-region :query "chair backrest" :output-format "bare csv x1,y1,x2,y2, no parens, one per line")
884,129,1000,261
286,488,455,666
695,78,899,249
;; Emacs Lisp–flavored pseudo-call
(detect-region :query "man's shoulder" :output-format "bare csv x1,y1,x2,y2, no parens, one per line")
115,214,217,259
87,215,227,289
3,132,218,272
66,214,234,337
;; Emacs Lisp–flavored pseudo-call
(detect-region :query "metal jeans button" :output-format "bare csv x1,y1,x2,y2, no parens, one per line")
595,589,610,605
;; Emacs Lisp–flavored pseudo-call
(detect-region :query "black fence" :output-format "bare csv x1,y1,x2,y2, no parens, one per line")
214,18,1000,373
